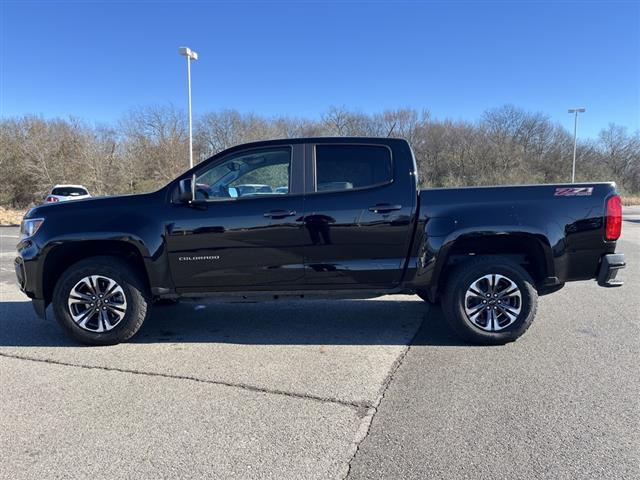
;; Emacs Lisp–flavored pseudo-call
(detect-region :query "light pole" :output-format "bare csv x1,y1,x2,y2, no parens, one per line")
179,46,198,169
568,107,585,183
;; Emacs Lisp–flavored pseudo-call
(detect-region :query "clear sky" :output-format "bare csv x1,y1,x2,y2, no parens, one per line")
1,0,638,138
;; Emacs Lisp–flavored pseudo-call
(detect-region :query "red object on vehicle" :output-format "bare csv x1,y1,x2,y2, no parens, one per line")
605,195,622,241
45,196,59,203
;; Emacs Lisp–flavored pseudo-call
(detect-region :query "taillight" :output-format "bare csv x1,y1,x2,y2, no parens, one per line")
45,196,59,202
605,195,622,241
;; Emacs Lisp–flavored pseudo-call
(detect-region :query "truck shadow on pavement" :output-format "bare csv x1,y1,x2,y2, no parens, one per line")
0,299,471,348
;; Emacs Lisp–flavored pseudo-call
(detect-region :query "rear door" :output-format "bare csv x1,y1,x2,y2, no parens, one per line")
166,144,306,291
302,142,417,287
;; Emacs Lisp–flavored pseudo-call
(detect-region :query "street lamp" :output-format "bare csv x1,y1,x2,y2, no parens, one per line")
179,46,198,169
568,107,586,183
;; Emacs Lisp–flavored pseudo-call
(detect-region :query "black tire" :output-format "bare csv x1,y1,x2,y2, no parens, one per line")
441,256,538,345
52,256,150,345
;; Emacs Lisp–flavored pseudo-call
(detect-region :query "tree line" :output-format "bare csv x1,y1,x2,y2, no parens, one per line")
1,104,638,208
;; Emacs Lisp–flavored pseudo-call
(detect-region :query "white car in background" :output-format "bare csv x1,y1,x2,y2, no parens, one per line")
44,185,91,203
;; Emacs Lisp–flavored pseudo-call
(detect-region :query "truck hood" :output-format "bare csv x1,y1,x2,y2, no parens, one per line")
26,191,163,219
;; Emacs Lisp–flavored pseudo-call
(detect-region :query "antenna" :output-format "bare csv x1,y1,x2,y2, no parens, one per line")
387,122,397,137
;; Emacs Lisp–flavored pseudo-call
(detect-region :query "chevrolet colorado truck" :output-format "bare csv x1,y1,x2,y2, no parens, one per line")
15,137,625,345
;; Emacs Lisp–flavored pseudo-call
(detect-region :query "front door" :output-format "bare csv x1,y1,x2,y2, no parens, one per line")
166,145,306,291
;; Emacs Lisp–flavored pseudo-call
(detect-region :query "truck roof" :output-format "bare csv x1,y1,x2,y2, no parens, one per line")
219,136,408,150
201,137,409,165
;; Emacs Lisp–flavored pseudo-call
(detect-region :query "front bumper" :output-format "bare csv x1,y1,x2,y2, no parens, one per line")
31,298,47,318
597,253,625,287
14,256,26,291
15,241,47,319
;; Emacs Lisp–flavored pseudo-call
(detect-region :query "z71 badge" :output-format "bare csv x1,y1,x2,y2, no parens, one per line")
554,187,594,197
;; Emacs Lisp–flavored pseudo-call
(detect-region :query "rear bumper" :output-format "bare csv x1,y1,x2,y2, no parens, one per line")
597,253,625,287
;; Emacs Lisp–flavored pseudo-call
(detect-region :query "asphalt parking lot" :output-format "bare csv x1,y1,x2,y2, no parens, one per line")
1,209,638,479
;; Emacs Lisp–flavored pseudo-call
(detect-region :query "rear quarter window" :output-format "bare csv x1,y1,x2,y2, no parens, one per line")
315,145,392,192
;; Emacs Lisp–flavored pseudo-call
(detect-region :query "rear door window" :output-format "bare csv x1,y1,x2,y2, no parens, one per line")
314,145,393,192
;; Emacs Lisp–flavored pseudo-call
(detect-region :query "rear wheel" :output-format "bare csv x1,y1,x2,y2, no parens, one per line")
52,256,149,345
442,257,537,345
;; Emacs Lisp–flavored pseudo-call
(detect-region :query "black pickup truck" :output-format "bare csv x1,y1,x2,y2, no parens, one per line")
15,137,625,345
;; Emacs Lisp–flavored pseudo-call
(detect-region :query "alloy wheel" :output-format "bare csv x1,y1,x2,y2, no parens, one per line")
463,274,522,332
67,275,127,332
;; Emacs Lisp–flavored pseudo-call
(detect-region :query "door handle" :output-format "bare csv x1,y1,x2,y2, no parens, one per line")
368,204,402,214
264,209,297,219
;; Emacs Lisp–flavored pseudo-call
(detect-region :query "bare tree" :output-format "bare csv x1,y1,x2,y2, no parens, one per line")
1,105,638,208
120,105,189,188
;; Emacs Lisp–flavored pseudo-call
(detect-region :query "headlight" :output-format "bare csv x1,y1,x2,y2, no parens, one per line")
20,218,45,237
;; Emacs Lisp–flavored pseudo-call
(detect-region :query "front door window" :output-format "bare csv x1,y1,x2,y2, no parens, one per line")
195,148,291,200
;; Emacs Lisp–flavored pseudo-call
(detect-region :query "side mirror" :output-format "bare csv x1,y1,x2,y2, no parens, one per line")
178,174,196,203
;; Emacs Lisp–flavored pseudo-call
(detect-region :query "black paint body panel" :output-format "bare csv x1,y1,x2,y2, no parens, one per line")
407,183,619,299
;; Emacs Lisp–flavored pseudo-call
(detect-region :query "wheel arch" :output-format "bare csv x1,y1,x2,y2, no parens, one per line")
432,230,554,300
41,240,151,306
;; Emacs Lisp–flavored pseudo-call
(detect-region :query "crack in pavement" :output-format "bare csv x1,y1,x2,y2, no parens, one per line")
0,351,371,412
341,304,429,480
0,301,429,479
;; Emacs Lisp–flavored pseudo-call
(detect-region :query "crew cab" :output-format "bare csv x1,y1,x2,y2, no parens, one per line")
15,138,625,345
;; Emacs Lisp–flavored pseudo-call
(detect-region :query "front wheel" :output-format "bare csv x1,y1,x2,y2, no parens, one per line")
52,256,150,345
441,257,538,345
